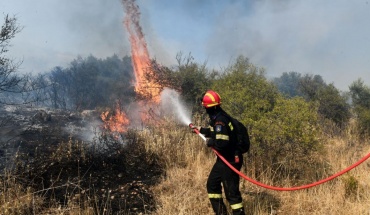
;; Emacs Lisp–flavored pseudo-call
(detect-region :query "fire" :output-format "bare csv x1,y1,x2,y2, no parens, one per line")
122,0,162,103
101,104,130,133
101,0,164,134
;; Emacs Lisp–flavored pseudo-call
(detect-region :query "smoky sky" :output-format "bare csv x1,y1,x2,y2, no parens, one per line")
2,0,370,91
203,0,370,90
62,1,128,53
140,0,370,91
2,0,129,73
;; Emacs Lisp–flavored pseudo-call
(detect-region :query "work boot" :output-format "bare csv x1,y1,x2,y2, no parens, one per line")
232,208,245,215
210,198,228,215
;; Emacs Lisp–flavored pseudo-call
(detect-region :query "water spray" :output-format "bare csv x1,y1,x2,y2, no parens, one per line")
160,88,192,125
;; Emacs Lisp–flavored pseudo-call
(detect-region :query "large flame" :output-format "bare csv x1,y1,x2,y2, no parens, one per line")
101,0,164,133
122,0,162,103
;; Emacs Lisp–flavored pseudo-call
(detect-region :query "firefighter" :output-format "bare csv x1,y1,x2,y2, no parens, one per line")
192,90,245,215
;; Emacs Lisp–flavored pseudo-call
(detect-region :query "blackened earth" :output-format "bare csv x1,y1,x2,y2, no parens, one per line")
0,106,164,214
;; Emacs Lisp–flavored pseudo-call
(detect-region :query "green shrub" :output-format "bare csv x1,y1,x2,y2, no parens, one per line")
210,56,324,183
250,97,322,182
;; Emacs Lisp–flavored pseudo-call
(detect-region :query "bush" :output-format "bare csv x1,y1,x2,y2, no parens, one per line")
210,56,324,183
250,97,323,182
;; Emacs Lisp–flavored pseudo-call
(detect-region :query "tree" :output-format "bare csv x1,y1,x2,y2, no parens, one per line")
274,72,350,127
299,75,350,126
0,15,23,102
273,71,303,98
298,74,326,101
148,52,214,112
212,55,278,124
174,53,212,108
49,66,70,109
349,79,370,109
44,55,135,111
317,83,350,126
349,79,370,135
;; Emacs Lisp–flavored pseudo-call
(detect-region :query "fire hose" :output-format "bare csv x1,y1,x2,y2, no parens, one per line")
189,123,370,191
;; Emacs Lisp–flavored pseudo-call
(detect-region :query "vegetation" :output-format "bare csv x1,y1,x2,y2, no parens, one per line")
212,56,277,123
273,72,351,127
0,15,28,104
148,52,214,113
1,14,370,214
27,55,135,111
349,79,370,136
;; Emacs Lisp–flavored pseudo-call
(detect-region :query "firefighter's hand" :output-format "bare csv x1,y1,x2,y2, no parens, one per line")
206,139,214,147
190,125,201,133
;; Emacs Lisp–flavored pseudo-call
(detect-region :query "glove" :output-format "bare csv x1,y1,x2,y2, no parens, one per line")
206,139,214,147
190,125,202,133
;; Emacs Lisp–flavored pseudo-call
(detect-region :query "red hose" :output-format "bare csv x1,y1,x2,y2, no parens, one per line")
212,148,370,191
189,124,370,191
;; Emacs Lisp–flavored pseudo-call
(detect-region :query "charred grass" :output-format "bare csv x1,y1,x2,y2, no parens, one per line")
1,127,164,214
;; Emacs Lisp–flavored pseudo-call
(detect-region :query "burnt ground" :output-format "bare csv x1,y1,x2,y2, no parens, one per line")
0,106,164,214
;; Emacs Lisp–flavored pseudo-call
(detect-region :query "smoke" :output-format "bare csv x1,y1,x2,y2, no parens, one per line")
135,0,370,90
203,0,370,89
63,0,128,58
4,0,370,90
160,88,192,126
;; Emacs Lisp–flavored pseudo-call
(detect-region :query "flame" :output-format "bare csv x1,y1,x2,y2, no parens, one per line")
101,104,130,133
122,0,162,103
101,0,164,134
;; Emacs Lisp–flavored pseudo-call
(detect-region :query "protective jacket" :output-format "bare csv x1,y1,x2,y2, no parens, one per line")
200,110,245,215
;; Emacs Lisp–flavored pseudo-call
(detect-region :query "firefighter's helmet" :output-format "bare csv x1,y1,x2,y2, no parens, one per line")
202,90,222,108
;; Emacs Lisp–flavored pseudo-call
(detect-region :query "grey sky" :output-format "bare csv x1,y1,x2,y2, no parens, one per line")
1,0,370,91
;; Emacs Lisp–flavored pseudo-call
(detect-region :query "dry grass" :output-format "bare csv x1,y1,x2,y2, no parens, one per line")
0,174,42,214
276,136,370,215
2,117,370,214
151,154,214,215
0,172,95,215
145,119,370,215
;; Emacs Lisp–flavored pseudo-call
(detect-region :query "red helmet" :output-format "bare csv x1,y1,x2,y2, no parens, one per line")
202,90,222,108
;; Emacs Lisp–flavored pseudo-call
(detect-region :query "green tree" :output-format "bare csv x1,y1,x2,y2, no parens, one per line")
349,79,370,135
317,83,350,127
299,74,326,101
273,71,303,98
276,73,350,127
174,53,212,109
212,56,278,124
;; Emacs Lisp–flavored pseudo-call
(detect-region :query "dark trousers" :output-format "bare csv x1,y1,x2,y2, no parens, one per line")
207,157,245,215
